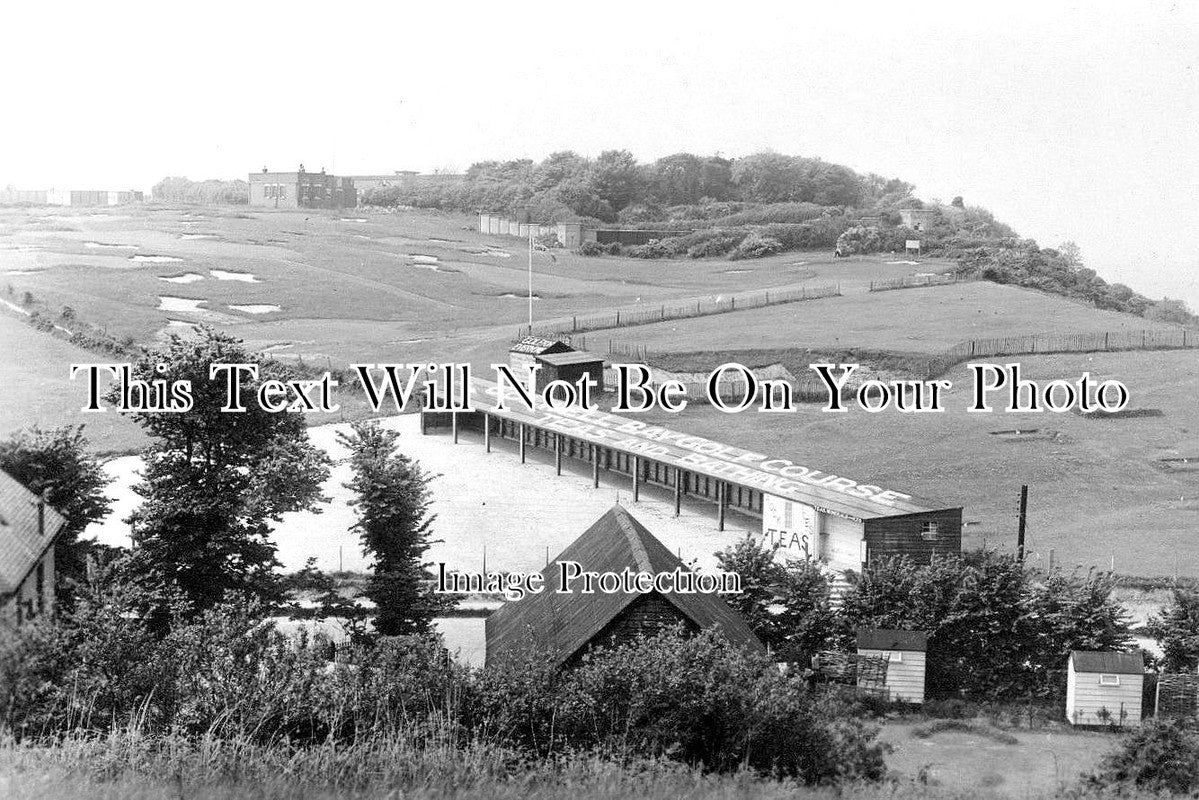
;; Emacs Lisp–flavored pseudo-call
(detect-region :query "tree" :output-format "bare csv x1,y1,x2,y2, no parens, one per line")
714,538,844,660
339,420,449,636
951,195,965,208
1148,589,1199,672
1057,240,1082,267
118,326,330,623
0,426,112,598
586,149,646,212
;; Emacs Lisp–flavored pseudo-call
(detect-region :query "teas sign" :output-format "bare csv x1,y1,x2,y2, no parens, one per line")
762,494,817,559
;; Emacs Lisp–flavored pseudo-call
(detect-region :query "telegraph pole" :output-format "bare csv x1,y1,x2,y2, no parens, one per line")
1016,484,1028,562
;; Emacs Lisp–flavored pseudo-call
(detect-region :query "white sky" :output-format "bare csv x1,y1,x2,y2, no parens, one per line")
1,1,1196,308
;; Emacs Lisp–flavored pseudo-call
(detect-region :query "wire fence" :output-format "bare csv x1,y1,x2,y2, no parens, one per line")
513,284,841,341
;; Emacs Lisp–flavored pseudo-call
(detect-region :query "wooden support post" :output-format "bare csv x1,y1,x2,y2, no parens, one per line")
593,445,600,488
420,411,426,435
451,410,458,444
555,434,562,476
717,482,726,531
633,456,640,502
519,423,526,463
674,468,682,516
484,413,491,452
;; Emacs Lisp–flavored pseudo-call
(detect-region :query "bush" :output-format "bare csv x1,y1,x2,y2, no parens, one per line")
729,233,784,260
559,628,887,781
1083,719,1199,795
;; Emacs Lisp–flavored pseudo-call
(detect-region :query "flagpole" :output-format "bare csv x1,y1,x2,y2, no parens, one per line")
527,227,534,331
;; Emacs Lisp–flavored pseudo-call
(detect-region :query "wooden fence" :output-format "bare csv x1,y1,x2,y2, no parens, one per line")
514,284,841,341
920,328,1199,378
869,273,971,292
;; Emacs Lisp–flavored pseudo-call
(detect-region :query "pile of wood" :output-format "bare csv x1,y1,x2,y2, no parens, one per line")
811,651,890,692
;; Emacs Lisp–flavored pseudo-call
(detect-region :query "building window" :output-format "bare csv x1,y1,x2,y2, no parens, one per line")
920,521,940,540
887,651,903,663
1099,674,1121,686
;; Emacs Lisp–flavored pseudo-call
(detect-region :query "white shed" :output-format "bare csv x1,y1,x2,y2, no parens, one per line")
1066,651,1144,728
856,629,929,704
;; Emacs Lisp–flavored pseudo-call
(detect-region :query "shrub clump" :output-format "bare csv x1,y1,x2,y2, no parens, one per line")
729,233,784,260
1082,719,1199,795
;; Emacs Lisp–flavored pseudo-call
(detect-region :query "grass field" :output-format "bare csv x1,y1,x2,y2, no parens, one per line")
4,203,1198,575
0,313,145,453
637,349,1199,576
880,720,1112,796
0,205,951,370
589,281,1182,359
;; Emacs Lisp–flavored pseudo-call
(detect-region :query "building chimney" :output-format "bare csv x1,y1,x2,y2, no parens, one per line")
35,491,47,536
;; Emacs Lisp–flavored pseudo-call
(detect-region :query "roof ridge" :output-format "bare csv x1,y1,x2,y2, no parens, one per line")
613,507,653,573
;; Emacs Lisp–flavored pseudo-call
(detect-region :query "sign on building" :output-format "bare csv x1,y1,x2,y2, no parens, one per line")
762,494,817,559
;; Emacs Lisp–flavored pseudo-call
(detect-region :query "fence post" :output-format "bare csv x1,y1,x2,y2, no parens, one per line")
661,304,665,320
616,311,620,326
572,316,577,332
1104,332,1109,350
731,297,736,310
766,291,770,304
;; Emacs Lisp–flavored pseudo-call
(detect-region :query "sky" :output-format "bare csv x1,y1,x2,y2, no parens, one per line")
1,1,1196,308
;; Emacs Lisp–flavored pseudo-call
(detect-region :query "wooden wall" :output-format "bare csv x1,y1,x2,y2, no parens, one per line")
1067,665,1143,727
864,508,962,564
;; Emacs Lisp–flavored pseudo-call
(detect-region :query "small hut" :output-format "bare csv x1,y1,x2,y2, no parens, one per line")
1066,651,1144,728
856,629,929,704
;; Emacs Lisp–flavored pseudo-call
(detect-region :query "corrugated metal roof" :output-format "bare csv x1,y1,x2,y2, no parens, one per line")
856,628,929,652
469,377,954,521
485,505,765,667
536,350,604,367
509,337,573,356
1070,651,1144,675
0,470,67,596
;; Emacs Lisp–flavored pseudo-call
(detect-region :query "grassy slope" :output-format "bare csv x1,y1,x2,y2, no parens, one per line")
590,281,1182,357
0,313,144,453
636,349,1199,576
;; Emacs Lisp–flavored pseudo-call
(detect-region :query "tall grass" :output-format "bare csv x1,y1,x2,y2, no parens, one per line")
0,729,1010,800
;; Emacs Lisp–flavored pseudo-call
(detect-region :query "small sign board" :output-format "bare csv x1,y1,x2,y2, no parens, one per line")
763,493,817,559
905,239,921,250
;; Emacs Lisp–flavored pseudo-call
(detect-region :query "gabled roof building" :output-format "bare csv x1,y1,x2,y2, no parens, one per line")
485,505,764,668
0,470,67,630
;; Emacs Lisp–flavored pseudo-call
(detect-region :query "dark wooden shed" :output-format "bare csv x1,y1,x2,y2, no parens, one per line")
534,349,606,395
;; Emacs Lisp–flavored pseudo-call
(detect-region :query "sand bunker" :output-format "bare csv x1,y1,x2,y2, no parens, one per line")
499,293,540,300
229,304,280,314
483,249,512,258
888,260,920,265
340,218,368,223
411,254,439,264
131,255,183,264
158,296,207,313
210,269,259,283
159,273,204,284
180,233,215,240
4,269,45,275
85,241,137,250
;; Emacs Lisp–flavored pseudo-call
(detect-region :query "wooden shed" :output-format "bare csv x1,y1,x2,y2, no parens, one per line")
485,505,765,668
856,629,929,704
1067,651,1144,728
